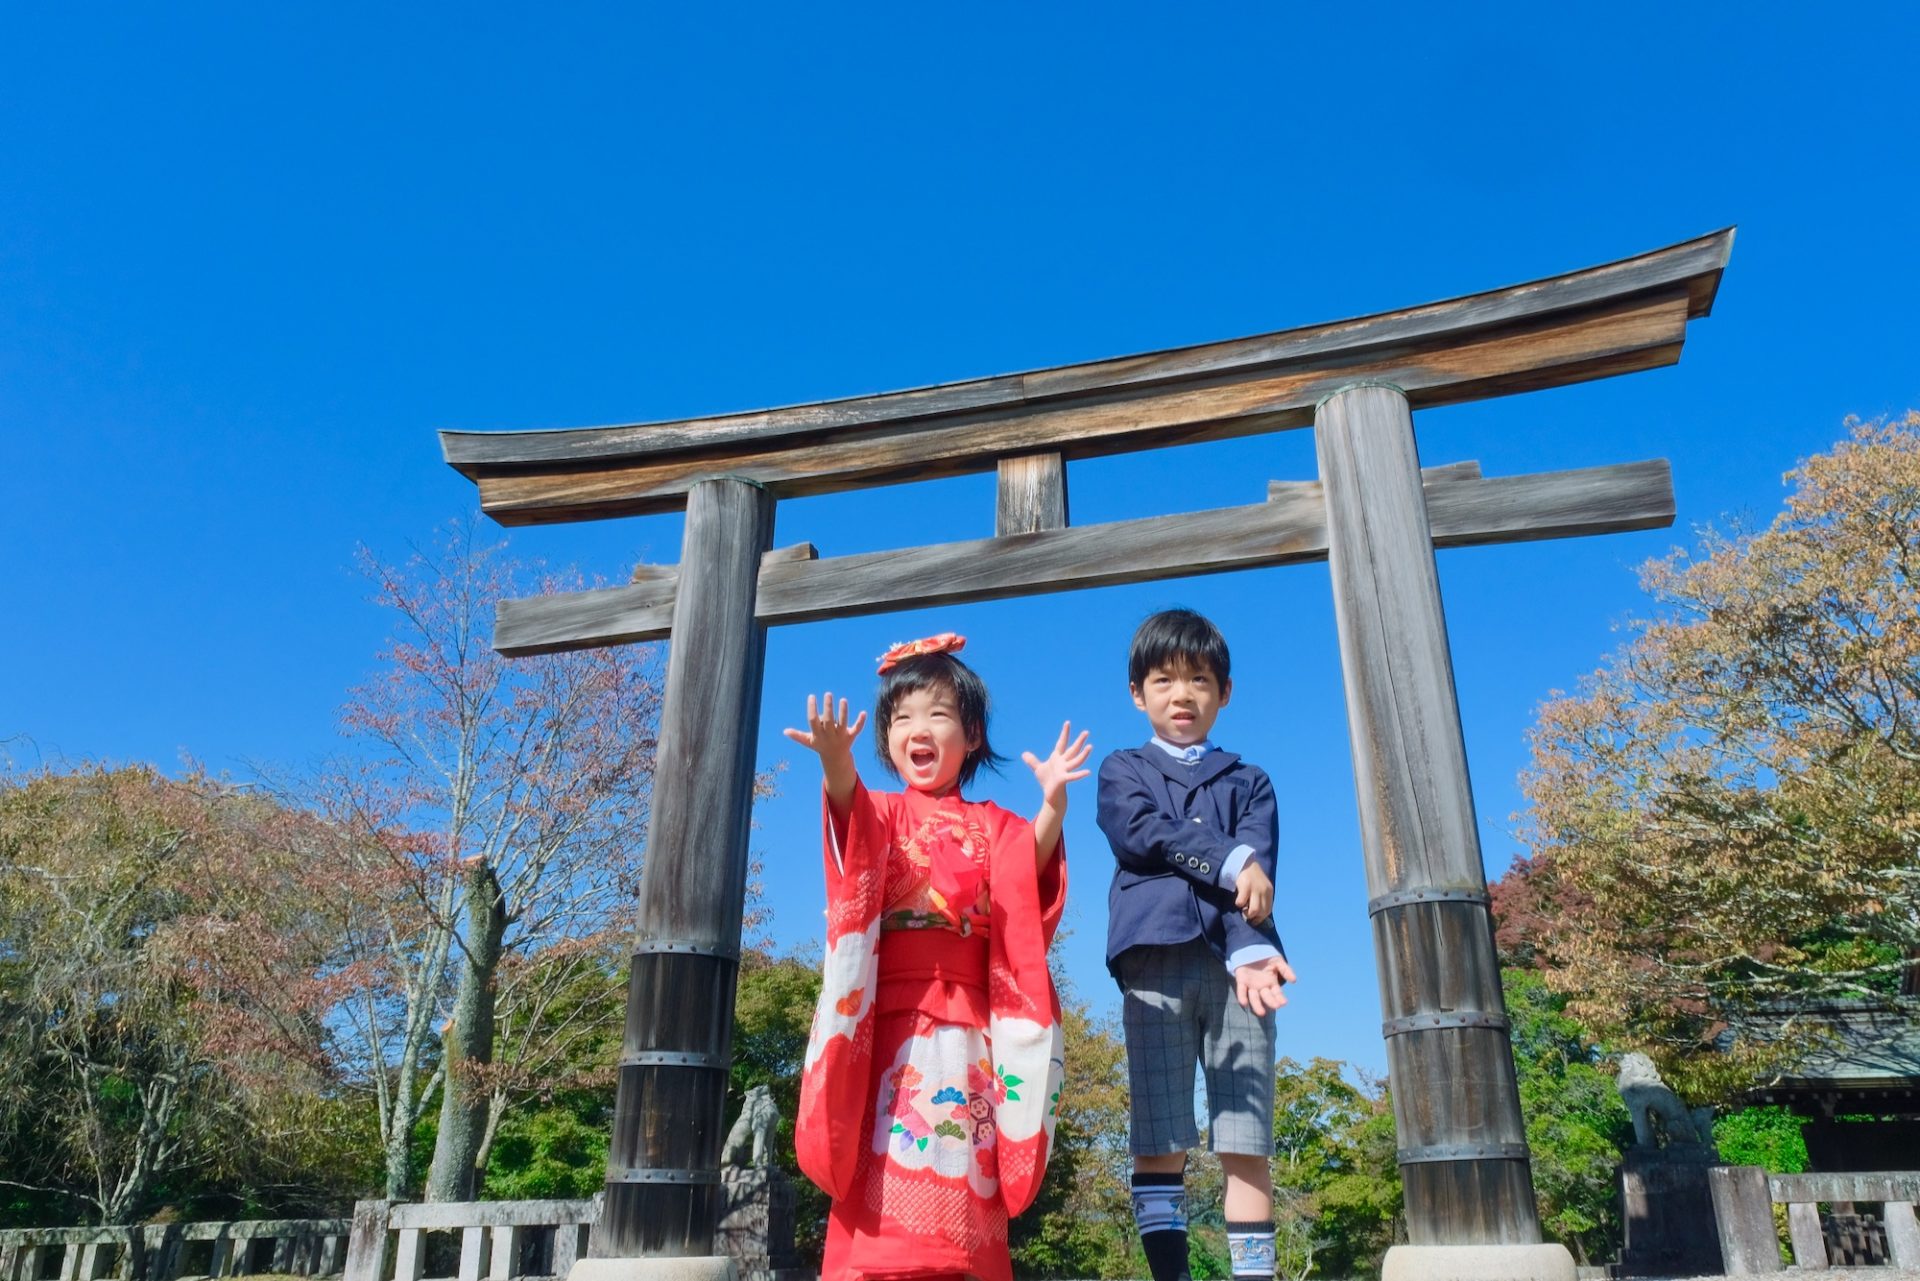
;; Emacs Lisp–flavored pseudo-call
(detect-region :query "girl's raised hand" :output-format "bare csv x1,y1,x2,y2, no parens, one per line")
1022,721,1093,804
782,691,867,761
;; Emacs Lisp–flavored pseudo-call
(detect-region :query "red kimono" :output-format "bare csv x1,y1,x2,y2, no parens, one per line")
796,780,1066,1281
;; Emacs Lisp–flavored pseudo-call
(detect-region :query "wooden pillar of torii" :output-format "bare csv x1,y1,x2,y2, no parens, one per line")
441,230,1733,1281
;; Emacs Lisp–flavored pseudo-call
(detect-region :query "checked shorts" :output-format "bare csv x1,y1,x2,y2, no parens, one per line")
1116,936,1277,1157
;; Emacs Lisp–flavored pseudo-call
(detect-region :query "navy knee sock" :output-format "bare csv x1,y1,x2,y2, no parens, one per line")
1131,1170,1189,1281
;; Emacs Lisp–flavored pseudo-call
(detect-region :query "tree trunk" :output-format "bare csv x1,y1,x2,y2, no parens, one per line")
384,1124,412,1202
376,868,458,1200
425,861,507,1202
87,1051,183,1225
475,1088,508,1177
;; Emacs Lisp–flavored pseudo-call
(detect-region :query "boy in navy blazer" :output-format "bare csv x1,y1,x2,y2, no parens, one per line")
1097,609,1295,1281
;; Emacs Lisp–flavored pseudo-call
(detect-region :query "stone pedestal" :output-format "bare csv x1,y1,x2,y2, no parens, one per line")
1617,1144,1724,1277
569,1259,736,1281
716,1168,809,1281
1382,1243,1577,1281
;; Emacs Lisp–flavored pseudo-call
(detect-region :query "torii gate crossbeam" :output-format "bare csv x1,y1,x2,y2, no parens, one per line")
442,229,1734,1281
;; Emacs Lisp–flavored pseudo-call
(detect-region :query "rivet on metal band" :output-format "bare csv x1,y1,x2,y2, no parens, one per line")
630,938,740,961
618,1050,730,1069
1367,887,1492,916
1381,1011,1510,1037
1397,1142,1531,1165
606,1167,721,1185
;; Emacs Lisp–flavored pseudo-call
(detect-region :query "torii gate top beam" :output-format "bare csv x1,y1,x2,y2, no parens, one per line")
442,229,1731,526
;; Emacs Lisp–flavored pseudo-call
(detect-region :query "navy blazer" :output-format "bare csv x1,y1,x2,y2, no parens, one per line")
1097,744,1285,977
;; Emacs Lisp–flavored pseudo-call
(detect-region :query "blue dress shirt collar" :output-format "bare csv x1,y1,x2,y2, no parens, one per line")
1149,736,1215,765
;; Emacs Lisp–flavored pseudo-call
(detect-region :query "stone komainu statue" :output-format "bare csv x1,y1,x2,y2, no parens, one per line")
722,1083,780,1168
1616,1051,1714,1149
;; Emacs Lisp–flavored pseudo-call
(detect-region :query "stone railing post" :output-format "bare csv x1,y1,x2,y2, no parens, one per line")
1708,1166,1776,1274
341,1202,391,1281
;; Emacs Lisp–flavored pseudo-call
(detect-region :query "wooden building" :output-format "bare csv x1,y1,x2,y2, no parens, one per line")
1741,998,1920,1171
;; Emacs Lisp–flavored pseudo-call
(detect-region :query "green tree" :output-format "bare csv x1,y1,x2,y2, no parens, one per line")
1265,1057,1401,1280
481,1107,608,1200
1503,970,1632,1265
480,955,623,1202
1712,1106,1810,1173
724,949,828,1259
1010,993,1136,1278
474,939,815,1232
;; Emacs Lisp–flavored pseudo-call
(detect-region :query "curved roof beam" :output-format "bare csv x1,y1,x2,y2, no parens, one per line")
442,228,1732,525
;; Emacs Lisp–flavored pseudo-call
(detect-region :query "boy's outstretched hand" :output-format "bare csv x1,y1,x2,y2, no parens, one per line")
1233,954,1297,1016
1234,861,1274,926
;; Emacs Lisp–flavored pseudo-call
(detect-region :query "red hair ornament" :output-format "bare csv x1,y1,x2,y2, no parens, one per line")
875,632,966,674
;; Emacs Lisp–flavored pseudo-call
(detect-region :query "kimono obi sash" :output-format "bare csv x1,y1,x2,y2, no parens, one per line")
873,928,990,1028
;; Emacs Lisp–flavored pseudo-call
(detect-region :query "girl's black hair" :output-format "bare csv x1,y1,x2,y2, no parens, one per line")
1128,607,1232,689
874,651,1004,789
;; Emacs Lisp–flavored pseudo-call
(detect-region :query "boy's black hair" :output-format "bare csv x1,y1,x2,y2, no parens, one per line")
874,652,1005,788
1128,608,1232,689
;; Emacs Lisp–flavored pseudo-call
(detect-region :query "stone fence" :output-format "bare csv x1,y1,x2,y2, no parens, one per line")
0,1219,349,1281
1,1181,790,1281
340,1199,597,1281
1709,1168,1920,1272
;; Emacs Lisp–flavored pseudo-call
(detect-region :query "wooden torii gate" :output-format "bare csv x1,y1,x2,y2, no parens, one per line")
442,229,1734,1281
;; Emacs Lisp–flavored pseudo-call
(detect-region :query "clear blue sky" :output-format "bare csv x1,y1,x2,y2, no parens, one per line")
4,5,1917,1076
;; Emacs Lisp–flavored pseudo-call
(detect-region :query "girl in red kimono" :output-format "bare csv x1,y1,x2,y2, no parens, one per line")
785,633,1090,1281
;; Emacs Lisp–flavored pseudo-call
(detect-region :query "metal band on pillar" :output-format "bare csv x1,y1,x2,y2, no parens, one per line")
1367,886,1491,915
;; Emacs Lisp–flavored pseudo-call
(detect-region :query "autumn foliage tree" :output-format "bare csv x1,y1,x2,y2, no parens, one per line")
0,766,361,1223
1502,971,1631,1265
1510,413,1920,1093
309,519,664,1200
